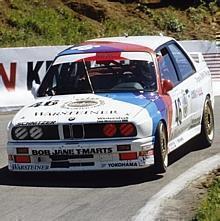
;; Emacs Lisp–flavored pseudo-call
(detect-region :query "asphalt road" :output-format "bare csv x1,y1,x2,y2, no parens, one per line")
0,97,219,221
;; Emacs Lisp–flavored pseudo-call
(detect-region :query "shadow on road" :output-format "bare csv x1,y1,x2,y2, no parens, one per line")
168,136,209,166
0,166,163,188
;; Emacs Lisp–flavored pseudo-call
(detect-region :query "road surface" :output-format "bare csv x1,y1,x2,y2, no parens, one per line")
0,97,219,221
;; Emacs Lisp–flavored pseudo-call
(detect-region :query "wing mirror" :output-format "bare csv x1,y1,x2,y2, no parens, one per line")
161,79,174,94
31,81,40,98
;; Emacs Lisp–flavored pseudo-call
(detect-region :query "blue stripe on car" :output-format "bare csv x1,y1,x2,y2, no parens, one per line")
99,92,166,135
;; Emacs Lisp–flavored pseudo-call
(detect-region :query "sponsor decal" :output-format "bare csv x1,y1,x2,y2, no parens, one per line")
182,91,188,118
17,121,56,126
11,164,49,171
101,163,107,168
191,117,200,127
138,158,146,166
0,63,16,91
146,149,154,156
174,91,189,125
177,137,184,143
32,147,113,156
108,161,138,168
0,59,52,91
27,60,52,90
97,116,128,123
71,45,100,51
35,110,117,117
62,98,104,109
171,121,190,139
29,100,59,108
191,87,203,99
174,98,182,125
169,141,177,151
195,70,209,82
68,117,76,121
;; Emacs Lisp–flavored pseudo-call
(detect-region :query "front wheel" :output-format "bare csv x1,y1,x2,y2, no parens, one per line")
153,121,168,174
196,98,214,148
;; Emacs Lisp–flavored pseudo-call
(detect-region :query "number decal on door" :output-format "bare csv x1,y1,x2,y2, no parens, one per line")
175,98,182,125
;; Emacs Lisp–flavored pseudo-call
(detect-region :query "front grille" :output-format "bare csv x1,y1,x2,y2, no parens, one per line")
63,125,84,139
63,123,137,139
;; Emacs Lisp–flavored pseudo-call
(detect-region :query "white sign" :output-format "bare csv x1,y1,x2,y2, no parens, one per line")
0,46,67,108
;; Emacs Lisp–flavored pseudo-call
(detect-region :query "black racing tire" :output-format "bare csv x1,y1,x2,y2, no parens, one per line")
196,98,214,148
153,121,168,174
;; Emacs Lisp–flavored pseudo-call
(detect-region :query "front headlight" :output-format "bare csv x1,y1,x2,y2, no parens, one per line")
13,127,29,140
11,125,59,140
12,126,43,140
29,126,43,139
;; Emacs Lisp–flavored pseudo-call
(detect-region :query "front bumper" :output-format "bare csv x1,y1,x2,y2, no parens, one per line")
7,137,154,172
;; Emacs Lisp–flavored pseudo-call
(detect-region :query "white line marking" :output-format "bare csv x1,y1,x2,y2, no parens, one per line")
132,154,220,221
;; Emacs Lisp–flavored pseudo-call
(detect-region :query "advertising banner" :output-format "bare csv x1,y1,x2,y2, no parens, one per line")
0,46,67,109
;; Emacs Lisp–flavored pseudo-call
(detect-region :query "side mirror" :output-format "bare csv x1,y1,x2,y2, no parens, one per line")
31,82,40,98
161,79,174,94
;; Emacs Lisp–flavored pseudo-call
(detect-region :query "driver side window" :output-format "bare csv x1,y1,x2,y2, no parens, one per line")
157,48,179,86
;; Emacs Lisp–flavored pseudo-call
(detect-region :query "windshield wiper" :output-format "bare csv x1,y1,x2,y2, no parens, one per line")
83,59,94,94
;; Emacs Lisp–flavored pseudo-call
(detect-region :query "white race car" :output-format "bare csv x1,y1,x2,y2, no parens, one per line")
7,36,214,173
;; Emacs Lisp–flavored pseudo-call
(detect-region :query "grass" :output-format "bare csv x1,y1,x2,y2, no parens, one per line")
0,0,99,46
193,176,220,221
0,0,219,46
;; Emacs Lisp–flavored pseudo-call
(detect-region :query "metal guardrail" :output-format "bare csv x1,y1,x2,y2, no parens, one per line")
190,52,220,80
203,53,220,80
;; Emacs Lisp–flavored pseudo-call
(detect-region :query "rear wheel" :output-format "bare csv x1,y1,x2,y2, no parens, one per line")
196,98,214,148
153,121,168,174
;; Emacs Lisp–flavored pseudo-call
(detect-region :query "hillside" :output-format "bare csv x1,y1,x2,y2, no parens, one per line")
0,0,219,47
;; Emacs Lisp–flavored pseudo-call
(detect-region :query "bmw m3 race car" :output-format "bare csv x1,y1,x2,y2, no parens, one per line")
7,36,214,173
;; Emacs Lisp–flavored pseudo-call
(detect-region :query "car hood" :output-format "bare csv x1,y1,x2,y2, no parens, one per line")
12,93,157,126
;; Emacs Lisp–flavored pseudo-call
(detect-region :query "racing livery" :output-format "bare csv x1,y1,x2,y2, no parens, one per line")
7,36,214,173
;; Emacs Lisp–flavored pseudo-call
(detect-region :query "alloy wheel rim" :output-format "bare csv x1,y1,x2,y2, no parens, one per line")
160,125,168,167
205,103,214,140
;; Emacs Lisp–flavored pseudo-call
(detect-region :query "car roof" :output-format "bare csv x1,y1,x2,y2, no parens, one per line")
59,36,175,56
88,35,174,50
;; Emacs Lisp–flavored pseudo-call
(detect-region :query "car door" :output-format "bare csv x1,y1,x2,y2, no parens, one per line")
167,42,198,133
156,43,195,148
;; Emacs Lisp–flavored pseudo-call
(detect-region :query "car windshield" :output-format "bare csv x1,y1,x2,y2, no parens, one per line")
38,52,156,97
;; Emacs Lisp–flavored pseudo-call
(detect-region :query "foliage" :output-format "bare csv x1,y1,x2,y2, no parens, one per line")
193,177,220,221
0,0,218,47
102,19,154,37
152,10,185,32
0,0,98,46
187,7,206,23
